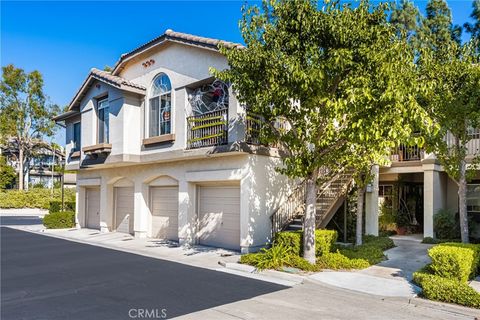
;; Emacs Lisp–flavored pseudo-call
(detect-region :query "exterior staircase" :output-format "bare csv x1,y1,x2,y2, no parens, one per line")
271,170,353,236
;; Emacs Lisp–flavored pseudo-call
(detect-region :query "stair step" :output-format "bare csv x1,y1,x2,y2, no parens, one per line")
286,224,303,231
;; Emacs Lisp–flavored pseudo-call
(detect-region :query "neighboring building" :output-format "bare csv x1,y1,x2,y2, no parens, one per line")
1,143,73,189
54,29,480,251
53,30,294,253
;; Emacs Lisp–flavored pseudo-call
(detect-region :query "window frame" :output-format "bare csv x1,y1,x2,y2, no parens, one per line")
72,122,81,152
148,73,173,138
97,97,109,144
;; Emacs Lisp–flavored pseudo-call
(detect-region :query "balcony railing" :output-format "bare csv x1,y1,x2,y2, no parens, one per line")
391,144,425,162
186,108,228,149
446,129,480,156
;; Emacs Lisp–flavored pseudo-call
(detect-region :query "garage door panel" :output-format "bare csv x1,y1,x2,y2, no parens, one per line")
86,188,100,229
150,187,179,241
198,186,240,251
114,187,134,234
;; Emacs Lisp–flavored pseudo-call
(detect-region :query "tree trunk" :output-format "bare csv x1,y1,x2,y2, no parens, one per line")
18,147,24,190
458,158,469,243
356,185,366,246
303,172,318,264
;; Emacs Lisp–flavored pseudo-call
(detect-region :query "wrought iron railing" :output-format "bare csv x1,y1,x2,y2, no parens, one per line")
186,108,228,149
270,183,305,237
391,144,425,162
245,113,263,145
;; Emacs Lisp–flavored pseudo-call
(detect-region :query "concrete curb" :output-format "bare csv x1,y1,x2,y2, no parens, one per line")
215,268,300,287
220,262,305,286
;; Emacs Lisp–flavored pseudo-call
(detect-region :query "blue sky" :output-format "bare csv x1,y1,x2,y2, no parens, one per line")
1,1,475,145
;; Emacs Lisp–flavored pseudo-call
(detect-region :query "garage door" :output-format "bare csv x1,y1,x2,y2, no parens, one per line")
86,187,100,229
198,186,240,250
150,187,179,241
114,187,134,234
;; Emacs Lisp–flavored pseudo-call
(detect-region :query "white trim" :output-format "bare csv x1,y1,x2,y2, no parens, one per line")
77,178,101,186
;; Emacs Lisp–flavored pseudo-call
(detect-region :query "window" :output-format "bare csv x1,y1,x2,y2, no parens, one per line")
73,122,81,152
97,98,109,143
149,74,172,137
467,184,480,213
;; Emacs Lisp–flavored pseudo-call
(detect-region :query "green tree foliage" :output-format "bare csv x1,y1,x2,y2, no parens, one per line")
215,0,428,257
0,64,59,190
464,0,480,39
0,155,16,189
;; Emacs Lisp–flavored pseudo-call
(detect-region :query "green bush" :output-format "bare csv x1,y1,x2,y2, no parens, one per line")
413,271,480,309
434,209,458,240
363,235,395,251
428,246,474,282
0,188,75,209
439,242,480,278
49,200,76,213
274,230,338,256
240,252,262,266
286,254,319,272
316,252,370,270
422,237,441,244
253,244,293,270
339,245,386,265
43,211,75,229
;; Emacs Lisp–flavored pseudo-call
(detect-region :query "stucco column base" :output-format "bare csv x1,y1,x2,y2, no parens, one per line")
100,226,110,233
423,160,447,238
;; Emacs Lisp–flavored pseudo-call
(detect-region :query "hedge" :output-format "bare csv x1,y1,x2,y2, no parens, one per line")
0,188,75,209
49,200,76,213
274,230,338,256
439,242,480,278
413,271,480,309
43,211,75,229
428,246,474,282
316,252,370,270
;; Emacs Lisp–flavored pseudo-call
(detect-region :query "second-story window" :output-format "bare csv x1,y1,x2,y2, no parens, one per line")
97,98,109,144
149,73,172,137
73,122,81,152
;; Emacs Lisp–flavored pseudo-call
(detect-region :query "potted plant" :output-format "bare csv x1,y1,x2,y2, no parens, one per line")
396,213,410,235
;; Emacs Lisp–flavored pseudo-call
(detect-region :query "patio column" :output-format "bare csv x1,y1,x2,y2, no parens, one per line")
75,185,85,228
178,180,196,246
133,180,149,238
365,165,379,236
423,160,447,238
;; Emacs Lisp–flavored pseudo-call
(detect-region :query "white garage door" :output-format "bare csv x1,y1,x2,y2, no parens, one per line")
86,187,100,229
150,187,179,241
198,185,240,250
114,187,134,234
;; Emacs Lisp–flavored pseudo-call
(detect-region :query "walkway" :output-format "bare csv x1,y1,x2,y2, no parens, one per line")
310,235,433,297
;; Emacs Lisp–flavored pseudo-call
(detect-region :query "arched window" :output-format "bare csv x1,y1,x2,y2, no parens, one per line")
149,73,172,137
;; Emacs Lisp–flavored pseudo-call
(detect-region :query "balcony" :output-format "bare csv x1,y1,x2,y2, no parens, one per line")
391,144,425,162
186,108,228,149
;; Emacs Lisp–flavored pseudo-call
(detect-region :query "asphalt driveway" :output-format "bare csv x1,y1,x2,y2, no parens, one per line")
1,227,286,320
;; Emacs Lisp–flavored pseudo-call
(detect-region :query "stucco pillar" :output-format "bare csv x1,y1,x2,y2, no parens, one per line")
133,180,149,238
99,179,113,233
365,165,380,236
178,180,196,246
240,175,253,254
423,161,447,238
76,186,85,228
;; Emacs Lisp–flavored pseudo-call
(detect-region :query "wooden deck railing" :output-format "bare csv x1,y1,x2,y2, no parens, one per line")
186,108,228,149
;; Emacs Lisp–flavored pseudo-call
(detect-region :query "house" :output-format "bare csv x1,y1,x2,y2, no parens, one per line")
1,142,75,189
53,30,294,253
54,29,480,251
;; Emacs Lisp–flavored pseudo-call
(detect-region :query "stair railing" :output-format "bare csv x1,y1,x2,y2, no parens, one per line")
270,182,306,238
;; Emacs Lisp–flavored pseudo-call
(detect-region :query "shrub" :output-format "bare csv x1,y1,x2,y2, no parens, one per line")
439,242,480,278
240,253,262,266
413,272,480,309
43,211,75,229
428,246,473,282
316,252,370,270
422,237,441,244
49,200,76,213
363,235,395,251
434,209,458,240
286,254,319,272
339,245,386,265
0,188,75,209
274,230,338,256
253,244,293,271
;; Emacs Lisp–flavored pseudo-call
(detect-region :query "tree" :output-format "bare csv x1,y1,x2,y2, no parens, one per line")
421,41,480,243
0,64,59,190
0,155,16,189
464,0,480,39
215,0,428,258
390,0,421,41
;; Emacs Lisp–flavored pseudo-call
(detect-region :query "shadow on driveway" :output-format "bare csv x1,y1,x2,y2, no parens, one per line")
0,216,43,226
1,227,287,320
